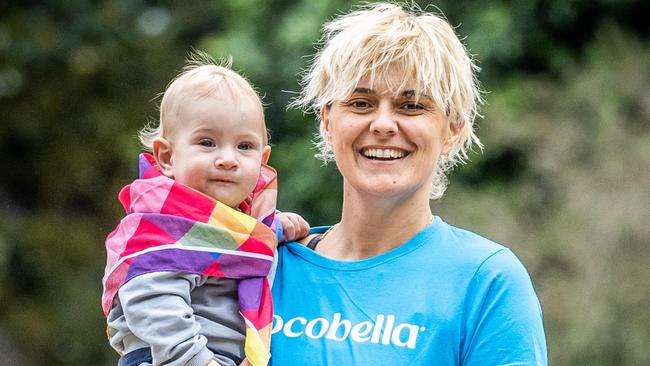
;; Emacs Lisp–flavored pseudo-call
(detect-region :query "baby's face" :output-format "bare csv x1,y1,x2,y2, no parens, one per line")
163,93,268,208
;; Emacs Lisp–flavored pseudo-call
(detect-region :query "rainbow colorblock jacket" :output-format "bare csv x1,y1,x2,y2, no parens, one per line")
102,154,278,366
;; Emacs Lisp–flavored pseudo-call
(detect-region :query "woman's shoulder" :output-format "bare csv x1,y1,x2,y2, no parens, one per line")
281,226,330,245
437,220,534,283
431,218,530,274
277,226,329,254
431,218,504,254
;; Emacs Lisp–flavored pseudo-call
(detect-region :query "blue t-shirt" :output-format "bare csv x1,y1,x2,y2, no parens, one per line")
270,217,547,365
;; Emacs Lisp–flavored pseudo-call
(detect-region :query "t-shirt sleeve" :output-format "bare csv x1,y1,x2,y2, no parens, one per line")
461,249,548,366
118,271,215,366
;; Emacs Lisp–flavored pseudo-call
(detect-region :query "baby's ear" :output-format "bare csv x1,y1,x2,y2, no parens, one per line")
262,145,271,164
153,138,174,178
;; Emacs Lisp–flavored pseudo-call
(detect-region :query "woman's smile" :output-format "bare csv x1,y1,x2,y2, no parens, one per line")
359,146,410,160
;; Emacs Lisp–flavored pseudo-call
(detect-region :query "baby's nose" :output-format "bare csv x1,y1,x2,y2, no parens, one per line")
215,152,238,170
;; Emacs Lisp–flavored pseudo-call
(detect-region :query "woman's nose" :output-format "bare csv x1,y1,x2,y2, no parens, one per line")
370,104,397,136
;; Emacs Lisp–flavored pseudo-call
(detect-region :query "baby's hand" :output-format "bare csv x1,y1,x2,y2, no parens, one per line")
277,211,310,242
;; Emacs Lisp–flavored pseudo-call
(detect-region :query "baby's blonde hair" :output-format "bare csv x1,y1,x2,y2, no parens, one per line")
139,51,267,150
291,2,483,199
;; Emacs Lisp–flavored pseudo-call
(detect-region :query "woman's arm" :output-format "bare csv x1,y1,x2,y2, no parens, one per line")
461,249,548,366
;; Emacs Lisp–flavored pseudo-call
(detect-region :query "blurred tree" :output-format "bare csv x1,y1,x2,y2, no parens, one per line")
438,24,650,366
0,0,648,365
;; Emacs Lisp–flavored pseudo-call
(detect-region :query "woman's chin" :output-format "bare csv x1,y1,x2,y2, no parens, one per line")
345,175,427,200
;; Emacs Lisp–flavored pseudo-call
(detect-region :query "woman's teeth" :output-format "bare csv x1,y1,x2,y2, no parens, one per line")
361,148,406,159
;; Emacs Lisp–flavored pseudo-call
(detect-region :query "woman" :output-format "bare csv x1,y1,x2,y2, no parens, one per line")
270,3,547,365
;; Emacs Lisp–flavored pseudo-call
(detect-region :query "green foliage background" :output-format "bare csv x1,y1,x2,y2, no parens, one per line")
1,1,648,365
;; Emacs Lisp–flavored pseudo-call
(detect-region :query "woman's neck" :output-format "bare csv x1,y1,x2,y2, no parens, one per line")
318,184,434,261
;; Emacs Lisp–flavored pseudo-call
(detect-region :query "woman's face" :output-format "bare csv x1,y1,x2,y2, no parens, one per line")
321,73,460,201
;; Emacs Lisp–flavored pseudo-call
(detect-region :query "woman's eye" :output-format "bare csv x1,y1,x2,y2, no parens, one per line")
238,142,253,151
348,100,372,109
198,139,215,147
402,103,424,111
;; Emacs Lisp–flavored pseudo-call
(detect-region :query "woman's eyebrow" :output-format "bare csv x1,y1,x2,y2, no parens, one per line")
352,88,433,101
353,87,373,94
401,90,435,101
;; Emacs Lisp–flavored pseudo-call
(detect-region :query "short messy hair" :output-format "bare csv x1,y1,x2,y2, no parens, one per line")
139,51,267,150
290,2,483,199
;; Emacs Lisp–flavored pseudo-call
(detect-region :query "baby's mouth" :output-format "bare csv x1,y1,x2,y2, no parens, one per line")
212,178,235,183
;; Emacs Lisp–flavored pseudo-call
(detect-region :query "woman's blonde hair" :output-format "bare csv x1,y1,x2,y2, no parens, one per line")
139,51,266,150
290,2,483,199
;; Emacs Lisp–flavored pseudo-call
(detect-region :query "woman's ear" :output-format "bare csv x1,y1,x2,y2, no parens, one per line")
442,120,462,155
320,105,333,144
262,145,271,164
153,138,174,178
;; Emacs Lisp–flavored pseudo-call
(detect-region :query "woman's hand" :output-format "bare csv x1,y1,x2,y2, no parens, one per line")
277,211,310,242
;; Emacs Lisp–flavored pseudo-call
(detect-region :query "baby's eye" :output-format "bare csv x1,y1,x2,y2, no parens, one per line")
198,139,215,147
237,142,254,151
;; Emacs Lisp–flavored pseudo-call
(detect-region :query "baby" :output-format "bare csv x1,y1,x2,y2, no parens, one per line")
102,54,308,366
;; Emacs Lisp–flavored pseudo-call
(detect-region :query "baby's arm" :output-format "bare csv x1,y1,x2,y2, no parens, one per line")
276,211,310,242
207,359,250,366
119,272,216,366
